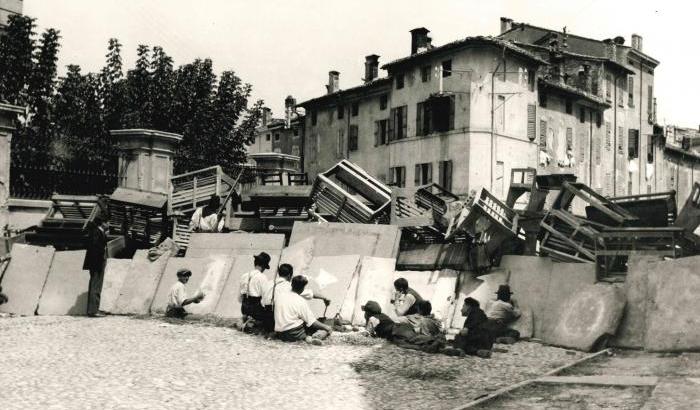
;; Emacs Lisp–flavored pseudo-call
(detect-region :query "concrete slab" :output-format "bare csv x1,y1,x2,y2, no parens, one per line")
641,377,700,410
393,269,457,325
500,255,554,337
612,255,660,348
509,306,534,339
112,250,170,315
151,256,234,315
546,283,626,352
466,269,508,307
0,244,54,316
213,253,281,318
290,222,401,259
99,259,132,313
279,237,315,276
303,255,361,320
37,250,89,316
186,233,285,258
536,375,659,386
351,257,396,325
540,262,597,340
449,272,485,329
645,256,700,352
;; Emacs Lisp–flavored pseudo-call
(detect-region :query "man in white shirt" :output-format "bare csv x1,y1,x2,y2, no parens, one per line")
484,285,521,343
274,276,332,345
239,252,271,323
165,269,204,319
260,263,330,332
189,195,225,233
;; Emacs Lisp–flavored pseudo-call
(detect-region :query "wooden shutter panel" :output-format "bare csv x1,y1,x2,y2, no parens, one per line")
401,106,407,139
374,121,379,146
539,120,547,149
414,164,421,186
449,95,455,130
594,133,601,165
446,161,453,191
388,108,395,141
605,122,611,151
427,163,432,183
618,126,624,155
566,127,573,150
416,102,423,137
527,104,536,141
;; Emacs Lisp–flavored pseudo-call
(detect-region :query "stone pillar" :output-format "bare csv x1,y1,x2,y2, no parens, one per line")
0,103,25,235
110,129,182,195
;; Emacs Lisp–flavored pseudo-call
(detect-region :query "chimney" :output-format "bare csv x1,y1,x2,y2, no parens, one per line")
326,71,340,94
364,54,380,83
613,36,625,45
410,27,431,55
500,17,513,34
262,107,272,126
284,95,296,128
603,38,617,61
631,34,643,51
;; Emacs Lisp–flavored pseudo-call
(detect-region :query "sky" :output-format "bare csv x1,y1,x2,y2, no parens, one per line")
23,0,698,128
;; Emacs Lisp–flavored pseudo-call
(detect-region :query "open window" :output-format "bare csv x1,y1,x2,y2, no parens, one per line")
416,94,455,136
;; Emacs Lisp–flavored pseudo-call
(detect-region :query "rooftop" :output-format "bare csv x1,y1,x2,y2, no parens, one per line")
297,77,392,108
539,78,611,108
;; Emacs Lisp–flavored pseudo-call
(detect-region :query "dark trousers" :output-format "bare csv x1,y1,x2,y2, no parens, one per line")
87,266,105,316
490,319,521,340
261,305,275,332
166,306,188,319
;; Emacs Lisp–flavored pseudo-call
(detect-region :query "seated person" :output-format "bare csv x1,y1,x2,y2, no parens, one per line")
239,252,271,324
413,301,443,337
448,297,494,358
260,264,330,333
391,278,424,317
274,276,333,345
165,269,204,319
362,300,396,340
485,285,521,342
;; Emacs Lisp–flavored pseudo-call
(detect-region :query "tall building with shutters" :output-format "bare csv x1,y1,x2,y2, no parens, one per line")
297,19,660,200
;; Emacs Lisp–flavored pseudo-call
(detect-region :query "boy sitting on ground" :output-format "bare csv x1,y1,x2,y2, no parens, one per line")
274,276,333,345
165,269,204,319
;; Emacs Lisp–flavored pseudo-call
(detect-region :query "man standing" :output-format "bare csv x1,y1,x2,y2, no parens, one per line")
274,276,332,344
239,252,271,323
84,216,109,317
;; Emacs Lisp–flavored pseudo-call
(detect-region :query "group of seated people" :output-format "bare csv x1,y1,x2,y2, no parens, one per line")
164,250,522,355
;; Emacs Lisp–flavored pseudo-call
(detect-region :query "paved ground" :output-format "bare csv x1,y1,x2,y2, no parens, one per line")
0,315,586,410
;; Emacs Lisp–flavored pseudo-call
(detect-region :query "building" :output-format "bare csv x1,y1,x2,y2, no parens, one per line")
248,95,304,175
660,125,700,204
0,0,22,28
297,18,661,203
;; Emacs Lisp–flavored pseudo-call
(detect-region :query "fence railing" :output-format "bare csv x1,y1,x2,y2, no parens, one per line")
10,164,121,200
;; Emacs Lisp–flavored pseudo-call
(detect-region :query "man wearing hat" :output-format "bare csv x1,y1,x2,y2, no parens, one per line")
484,284,521,342
84,216,110,317
189,194,226,233
239,252,271,323
165,269,204,319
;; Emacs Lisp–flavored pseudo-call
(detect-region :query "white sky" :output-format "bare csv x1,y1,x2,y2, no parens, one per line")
24,0,698,128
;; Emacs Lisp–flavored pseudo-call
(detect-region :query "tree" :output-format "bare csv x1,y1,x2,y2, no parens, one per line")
149,46,174,131
100,38,126,131
0,14,35,105
122,44,152,128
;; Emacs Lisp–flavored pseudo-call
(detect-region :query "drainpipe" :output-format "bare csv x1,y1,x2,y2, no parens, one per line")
612,68,617,196
490,46,506,192
589,109,594,187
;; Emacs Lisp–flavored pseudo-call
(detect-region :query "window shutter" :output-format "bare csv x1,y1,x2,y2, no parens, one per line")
416,102,423,137
446,161,453,191
374,121,379,146
618,126,625,155
628,75,634,107
449,95,455,130
426,163,432,183
414,164,421,186
594,133,601,165
628,129,639,159
401,106,407,139
388,108,395,141
566,127,573,150
539,120,547,149
605,122,612,151
527,104,536,141
578,132,585,163
647,85,653,121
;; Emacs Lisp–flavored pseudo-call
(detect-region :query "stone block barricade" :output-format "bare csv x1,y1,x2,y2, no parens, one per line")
0,226,699,353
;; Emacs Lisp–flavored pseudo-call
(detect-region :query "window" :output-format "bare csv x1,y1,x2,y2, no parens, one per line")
605,73,612,102
379,94,388,110
396,73,404,89
566,127,573,151
596,112,602,128
579,106,586,123
291,145,300,157
416,95,455,135
441,60,452,77
311,111,317,126
274,133,280,141
414,163,433,186
336,128,345,158
527,104,536,141
605,121,612,151
389,105,407,140
293,128,299,137
337,105,344,119
628,129,640,159
497,95,506,131
421,65,431,82
628,75,635,107
348,125,359,151
565,99,573,115
647,134,654,163
439,160,453,191
375,119,388,146
539,120,547,149
351,102,359,117
618,76,626,107
539,92,547,108
647,85,654,122
391,166,406,187
266,133,271,141
617,126,625,155
528,69,536,92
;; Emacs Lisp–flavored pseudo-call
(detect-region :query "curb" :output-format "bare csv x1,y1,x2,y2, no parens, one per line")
451,348,611,409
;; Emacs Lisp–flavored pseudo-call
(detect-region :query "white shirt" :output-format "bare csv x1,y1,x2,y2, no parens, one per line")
274,290,318,332
167,282,187,308
261,277,314,307
189,207,225,233
239,269,267,297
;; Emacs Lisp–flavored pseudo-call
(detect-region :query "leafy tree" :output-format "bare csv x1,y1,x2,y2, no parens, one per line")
100,38,126,131
122,44,152,128
0,15,35,105
149,46,174,131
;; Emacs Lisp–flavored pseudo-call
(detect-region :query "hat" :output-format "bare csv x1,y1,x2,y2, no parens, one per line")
176,269,192,278
495,285,513,295
253,252,271,270
361,300,382,315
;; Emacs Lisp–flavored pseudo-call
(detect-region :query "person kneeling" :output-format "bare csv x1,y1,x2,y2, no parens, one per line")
165,269,204,319
274,276,332,345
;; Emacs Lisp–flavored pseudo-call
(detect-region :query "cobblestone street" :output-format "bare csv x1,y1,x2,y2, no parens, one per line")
0,316,586,410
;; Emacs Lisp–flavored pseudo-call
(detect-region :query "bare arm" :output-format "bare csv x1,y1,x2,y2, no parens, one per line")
310,320,333,334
